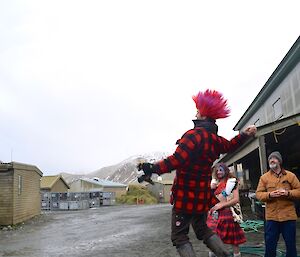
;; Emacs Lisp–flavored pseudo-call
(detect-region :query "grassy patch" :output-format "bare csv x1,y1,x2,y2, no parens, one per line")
116,185,158,204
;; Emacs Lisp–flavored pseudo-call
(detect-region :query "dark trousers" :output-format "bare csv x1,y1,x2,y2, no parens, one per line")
171,208,214,247
264,220,297,257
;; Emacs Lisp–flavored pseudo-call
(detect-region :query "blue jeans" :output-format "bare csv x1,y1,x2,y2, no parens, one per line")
264,220,297,257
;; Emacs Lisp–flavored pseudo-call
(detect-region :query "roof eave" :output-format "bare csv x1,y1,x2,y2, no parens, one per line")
234,36,300,131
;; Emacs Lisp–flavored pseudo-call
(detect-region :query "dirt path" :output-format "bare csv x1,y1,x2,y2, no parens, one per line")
1,204,298,257
0,204,179,257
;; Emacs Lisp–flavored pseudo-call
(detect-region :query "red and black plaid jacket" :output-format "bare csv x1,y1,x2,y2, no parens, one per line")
153,121,249,214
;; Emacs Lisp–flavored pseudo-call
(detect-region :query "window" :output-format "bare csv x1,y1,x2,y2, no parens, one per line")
273,98,283,120
18,175,23,195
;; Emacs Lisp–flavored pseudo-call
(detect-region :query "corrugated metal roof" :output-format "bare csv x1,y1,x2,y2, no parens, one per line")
41,175,70,189
81,178,127,187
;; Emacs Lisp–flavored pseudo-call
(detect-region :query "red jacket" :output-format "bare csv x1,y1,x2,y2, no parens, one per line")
154,120,249,214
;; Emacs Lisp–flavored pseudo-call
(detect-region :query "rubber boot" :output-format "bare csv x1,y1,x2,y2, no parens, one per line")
177,242,196,257
204,234,231,257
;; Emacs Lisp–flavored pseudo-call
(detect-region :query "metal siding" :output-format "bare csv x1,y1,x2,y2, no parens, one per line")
294,65,300,113
282,83,293,115
234,38,300,130
68,180,82,192
240,63,300,131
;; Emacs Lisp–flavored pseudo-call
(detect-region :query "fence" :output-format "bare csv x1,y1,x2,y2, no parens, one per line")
41,191,115,211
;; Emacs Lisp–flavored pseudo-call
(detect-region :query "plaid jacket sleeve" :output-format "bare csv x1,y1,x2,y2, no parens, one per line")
217,133,250,154
154,129,199,175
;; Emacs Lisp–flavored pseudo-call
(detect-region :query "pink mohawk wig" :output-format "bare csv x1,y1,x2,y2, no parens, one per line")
192,89,230,119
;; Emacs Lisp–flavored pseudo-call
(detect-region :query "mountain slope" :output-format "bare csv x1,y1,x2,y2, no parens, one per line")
90,152,170,184
61,152,173,185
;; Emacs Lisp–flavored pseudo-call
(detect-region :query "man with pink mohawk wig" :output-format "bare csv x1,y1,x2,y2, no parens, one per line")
138,89,256,257
192,89,231,120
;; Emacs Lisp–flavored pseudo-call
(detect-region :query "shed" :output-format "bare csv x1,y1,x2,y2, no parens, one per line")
147,180,174,203
0,162,43,225
40,175,70,192
69,178,127,198
217,36,300,190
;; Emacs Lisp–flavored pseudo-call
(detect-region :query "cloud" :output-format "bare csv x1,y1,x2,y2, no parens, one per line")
0,0,299,174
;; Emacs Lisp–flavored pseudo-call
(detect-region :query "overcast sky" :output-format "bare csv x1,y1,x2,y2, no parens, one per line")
0,1,299,175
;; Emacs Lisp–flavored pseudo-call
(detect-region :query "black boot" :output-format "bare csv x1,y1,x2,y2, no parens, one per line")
177,242,196,257
203,234,231,257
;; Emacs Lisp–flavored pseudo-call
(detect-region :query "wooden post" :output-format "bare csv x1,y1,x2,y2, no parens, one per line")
258,135,267,175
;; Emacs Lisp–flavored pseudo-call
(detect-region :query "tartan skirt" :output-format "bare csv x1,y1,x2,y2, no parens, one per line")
207,207,246,245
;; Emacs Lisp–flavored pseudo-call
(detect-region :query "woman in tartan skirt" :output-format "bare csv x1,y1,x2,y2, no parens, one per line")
207,163,246,257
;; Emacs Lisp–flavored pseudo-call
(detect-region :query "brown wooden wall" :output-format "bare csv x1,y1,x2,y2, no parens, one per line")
103,187,127,198
0,170,13,225
0,163,42,225
12,168,42,225
51,179,69,192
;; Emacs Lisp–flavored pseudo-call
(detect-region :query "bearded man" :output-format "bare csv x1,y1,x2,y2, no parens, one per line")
256,151,300,257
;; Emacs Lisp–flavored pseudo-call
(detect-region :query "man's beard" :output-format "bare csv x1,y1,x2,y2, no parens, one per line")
269,163,278,170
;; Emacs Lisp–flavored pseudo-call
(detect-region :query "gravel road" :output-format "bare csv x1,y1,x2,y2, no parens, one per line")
1,204,298,257
0,204,180,257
